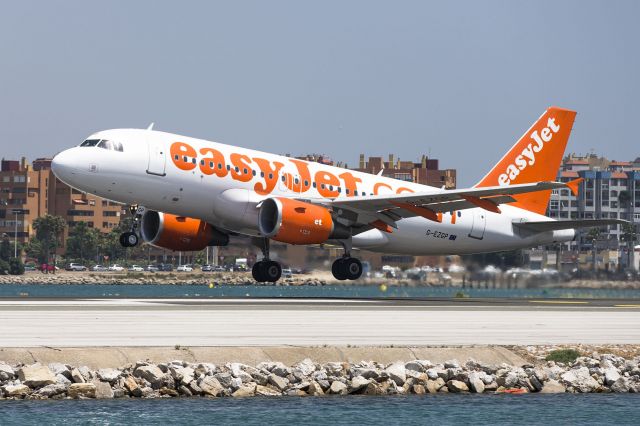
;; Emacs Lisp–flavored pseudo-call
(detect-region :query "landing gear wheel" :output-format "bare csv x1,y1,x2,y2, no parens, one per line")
332,258,348,281
344,257,363,280
119,231,139,248
332,257,362,280
263,261,282,283
252,261,266,282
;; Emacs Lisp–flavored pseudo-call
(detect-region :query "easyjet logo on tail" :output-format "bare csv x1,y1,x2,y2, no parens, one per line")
498,117,560,186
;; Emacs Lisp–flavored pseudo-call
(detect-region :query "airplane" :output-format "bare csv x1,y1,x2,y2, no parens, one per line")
51,106,626,282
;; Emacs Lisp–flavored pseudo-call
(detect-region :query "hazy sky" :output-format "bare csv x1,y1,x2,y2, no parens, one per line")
1,0,638,186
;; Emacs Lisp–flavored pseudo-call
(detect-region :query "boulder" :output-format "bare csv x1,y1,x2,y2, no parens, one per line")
363,382,385,395
604,368,621,386
170,366,195,383
56,374,72,385
124,376,142,397
232,383,256,397
178,385,193,396
200,376,226,397
35,383,67,398
353,368,379,380
68,383,97,399
48,363,70,377
255,385,281,396
447,380,469,393
610,377,630,393
329,380,348,395
561,367,600,393
134,365,164,384
540,379,566,394
294,359,317,376
324,362,346,376
268,374,289,391
349,376,370,393
412,384,426,394
404,361,425,373
444,360,460,369
2,384,31,397
0,362,15,381
71,368,85,383
18,363,56,388
78,366,93,382
468,373,485,393
214,372,234,388
159,387,179,397
95,381,114,399
426,380,440,394
385,362,406,386
307,381,324,396
97,368,122,383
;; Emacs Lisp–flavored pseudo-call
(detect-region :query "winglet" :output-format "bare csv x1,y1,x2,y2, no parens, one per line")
147,122,155,131
565,178,583,196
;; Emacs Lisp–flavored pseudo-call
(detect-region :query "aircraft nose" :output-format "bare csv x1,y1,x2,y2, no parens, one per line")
51,148,78,181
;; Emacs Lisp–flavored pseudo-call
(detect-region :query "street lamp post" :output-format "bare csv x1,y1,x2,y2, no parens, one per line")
11,209,24,259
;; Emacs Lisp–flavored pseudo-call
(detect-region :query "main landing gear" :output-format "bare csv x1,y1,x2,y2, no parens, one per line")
331,239,363,281
119,205,143,248
252,238,282,283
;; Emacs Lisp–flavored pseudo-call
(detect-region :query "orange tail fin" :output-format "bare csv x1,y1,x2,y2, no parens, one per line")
475,106,577,214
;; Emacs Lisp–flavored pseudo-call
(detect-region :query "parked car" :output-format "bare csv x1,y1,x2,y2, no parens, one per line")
158,263,173,272
92,265,108,272
176,264,193,272
24,265,37,272
281,268,293,279
145,265,159,272
66,263,87,271
213,265,225,272
108,264,124,271
201,264,213,272
128,265,144,272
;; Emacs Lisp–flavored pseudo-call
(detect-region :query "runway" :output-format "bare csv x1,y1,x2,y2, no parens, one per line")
1,298,639,347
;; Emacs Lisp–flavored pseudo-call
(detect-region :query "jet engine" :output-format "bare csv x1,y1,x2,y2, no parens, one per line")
258,198,349,245
140,210,228,251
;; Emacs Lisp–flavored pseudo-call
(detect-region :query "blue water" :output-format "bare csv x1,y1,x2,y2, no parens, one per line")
0,394,638,425
1,283,640,299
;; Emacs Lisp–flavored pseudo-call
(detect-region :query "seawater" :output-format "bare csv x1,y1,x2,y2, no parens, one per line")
1,283,640,299
0,394,638,425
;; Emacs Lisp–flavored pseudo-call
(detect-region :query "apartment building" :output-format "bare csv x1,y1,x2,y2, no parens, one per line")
353,153,457,189
0,158,123,248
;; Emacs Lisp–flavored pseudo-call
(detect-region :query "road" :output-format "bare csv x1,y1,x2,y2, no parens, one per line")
0,298,639,347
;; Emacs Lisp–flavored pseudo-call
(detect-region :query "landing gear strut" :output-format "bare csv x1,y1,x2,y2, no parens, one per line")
251,238,282,283
119,205,144,248
331,239,363,281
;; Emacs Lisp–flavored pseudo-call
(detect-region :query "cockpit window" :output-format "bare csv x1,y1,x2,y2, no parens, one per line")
80,139,124,152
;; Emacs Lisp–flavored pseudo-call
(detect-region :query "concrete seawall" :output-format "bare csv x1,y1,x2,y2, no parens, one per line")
0,346,526,370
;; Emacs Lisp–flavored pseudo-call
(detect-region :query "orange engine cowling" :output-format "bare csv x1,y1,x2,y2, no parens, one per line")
140,211,228,251
258,198,349,245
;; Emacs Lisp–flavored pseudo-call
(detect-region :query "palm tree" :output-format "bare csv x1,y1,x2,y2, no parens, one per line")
32,215,67,266
585,227,601,274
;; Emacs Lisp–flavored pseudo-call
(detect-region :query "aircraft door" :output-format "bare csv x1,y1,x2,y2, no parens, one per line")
147,138,166,176
468,209,486,240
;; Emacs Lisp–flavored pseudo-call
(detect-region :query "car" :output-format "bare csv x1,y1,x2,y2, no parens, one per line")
24,265,37,272
213,265,225,272
108,264,124,271
158,263,173,272
201,264,213,272
176,264,193,272
128,265,144,272
66,263,87,271
145,265,159,272
92,265,108,272
281,268,293,279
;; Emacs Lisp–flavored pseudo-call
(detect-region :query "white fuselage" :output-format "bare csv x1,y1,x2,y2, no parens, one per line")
51,128,574,255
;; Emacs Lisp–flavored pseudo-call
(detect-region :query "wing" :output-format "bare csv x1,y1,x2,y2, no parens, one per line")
305,180,572,232
513,218,629,233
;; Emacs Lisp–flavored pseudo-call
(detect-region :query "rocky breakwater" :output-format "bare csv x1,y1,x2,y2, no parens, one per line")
1,354,640,400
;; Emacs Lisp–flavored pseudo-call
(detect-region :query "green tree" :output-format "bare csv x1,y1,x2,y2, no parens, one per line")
65,221,100,263
620,222,638,270
8,257,24,275
0,259,8,275
586,227,601,273
0,238,11,261
31,215,67,264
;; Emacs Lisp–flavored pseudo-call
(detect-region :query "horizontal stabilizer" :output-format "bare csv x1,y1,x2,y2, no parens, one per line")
513,219,629,233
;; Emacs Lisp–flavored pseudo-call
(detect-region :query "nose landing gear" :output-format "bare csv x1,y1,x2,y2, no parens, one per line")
119,205,144,248
251,238,282,283
331,238,363,281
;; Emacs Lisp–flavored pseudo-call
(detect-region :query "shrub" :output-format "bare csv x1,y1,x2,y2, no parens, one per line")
0,259,9,275
9,258,25,275
545,349,581,364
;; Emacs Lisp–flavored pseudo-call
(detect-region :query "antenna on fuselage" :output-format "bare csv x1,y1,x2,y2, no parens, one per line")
147,122,155,131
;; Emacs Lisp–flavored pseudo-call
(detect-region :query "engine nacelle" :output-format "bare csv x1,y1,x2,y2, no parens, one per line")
140,211,228,251
258,198,349,245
